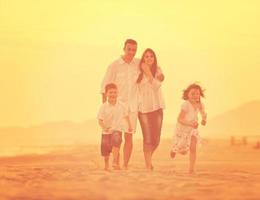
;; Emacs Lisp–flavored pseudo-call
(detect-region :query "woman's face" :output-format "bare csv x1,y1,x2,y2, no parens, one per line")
143,51,155,66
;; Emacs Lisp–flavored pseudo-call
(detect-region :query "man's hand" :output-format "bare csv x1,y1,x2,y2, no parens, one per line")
156,73,164,82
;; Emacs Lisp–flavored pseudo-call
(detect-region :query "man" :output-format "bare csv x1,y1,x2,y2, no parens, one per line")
101,39,139,169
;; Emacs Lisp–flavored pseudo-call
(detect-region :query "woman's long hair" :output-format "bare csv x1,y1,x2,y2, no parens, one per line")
136,48,158,83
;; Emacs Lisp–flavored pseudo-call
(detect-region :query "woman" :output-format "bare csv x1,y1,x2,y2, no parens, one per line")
137,48,165,170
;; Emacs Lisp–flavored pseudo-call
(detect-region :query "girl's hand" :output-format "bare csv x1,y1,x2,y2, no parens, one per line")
201,119,207,126
190,121,199,129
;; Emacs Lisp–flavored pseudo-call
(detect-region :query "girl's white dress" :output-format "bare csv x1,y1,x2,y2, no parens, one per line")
171,100,205,154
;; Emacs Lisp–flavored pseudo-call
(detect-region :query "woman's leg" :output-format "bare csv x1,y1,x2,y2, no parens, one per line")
189,135,197,173
138,112,153,170
151,109,163,154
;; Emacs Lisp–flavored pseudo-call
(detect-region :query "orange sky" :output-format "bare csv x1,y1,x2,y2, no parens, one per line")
1,0,260,127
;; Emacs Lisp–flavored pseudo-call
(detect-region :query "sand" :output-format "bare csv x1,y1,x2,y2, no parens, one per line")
0,139,259,200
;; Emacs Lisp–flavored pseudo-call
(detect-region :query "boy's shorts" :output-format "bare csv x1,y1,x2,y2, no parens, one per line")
101,131,122,156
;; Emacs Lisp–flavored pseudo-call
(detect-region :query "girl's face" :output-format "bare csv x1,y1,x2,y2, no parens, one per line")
143,51,155,66
188,88,201,103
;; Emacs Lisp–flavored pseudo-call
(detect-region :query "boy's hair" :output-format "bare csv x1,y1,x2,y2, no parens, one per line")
124,39,137,48
105,83,117,93
182,83,205,100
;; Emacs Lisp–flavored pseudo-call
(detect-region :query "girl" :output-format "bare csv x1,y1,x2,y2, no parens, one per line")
137,48,165,171
170,83,207,174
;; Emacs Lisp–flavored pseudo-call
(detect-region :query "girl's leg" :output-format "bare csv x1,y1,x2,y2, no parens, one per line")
138,112,153,170
189,135,197,173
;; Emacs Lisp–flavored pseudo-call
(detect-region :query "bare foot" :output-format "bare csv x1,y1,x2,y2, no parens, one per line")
112,164,121,170
104,167,110,171
179,150,187,155
122,165,128,170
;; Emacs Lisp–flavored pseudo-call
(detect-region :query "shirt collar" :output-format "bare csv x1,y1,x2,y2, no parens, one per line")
118,56,137,65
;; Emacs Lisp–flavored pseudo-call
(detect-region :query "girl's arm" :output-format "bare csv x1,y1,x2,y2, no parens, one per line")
198,102,207,126
177,110,198,128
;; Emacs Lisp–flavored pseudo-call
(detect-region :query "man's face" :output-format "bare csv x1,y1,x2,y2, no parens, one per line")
123,43,137,60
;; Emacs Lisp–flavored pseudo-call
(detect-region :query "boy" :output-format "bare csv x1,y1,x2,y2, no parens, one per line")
98,83,132,170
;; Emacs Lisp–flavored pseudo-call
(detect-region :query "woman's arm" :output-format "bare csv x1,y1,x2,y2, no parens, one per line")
141,63,153,82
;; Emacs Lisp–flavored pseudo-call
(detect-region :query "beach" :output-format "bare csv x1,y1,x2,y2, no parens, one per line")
0,139,259,200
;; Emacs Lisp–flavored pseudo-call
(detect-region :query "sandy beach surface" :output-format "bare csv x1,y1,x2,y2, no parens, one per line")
0,139,259,200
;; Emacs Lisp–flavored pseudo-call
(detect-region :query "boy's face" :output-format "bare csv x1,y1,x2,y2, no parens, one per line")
188,88,201,103
106,88,117,102
124,43,137,60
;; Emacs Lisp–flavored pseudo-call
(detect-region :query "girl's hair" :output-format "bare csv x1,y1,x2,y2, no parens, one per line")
182,83,205,100
136,48,158,83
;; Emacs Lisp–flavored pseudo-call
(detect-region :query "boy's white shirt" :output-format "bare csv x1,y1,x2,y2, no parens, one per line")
97,101,128,134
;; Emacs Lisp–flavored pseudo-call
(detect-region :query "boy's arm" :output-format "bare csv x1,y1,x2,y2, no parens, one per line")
98,119,109,132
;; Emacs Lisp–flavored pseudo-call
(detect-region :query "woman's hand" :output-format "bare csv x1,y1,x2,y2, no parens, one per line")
141,63,153,81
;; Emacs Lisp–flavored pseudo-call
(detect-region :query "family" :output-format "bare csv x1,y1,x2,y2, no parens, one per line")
97,39,207,173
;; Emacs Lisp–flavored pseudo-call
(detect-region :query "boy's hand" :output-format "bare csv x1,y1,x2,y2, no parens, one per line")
128,126,133,133
201,119,207,126
103,127,110,132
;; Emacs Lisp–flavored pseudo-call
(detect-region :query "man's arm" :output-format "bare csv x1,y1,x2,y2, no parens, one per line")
101,63,115,102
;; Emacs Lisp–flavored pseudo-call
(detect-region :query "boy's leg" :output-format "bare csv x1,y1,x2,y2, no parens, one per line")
101,134,112,170
111,131,122,169
189,135,197,174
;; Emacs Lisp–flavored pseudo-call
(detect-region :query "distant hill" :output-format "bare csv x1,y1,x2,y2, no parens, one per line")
1,100,260,148
0,120,100,147
203,100,260,138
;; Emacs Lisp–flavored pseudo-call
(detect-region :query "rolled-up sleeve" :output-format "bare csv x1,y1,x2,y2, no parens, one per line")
100,63,115,94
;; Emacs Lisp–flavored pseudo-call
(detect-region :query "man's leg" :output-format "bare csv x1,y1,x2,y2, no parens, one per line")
123,112,137,169
123,132,133,169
